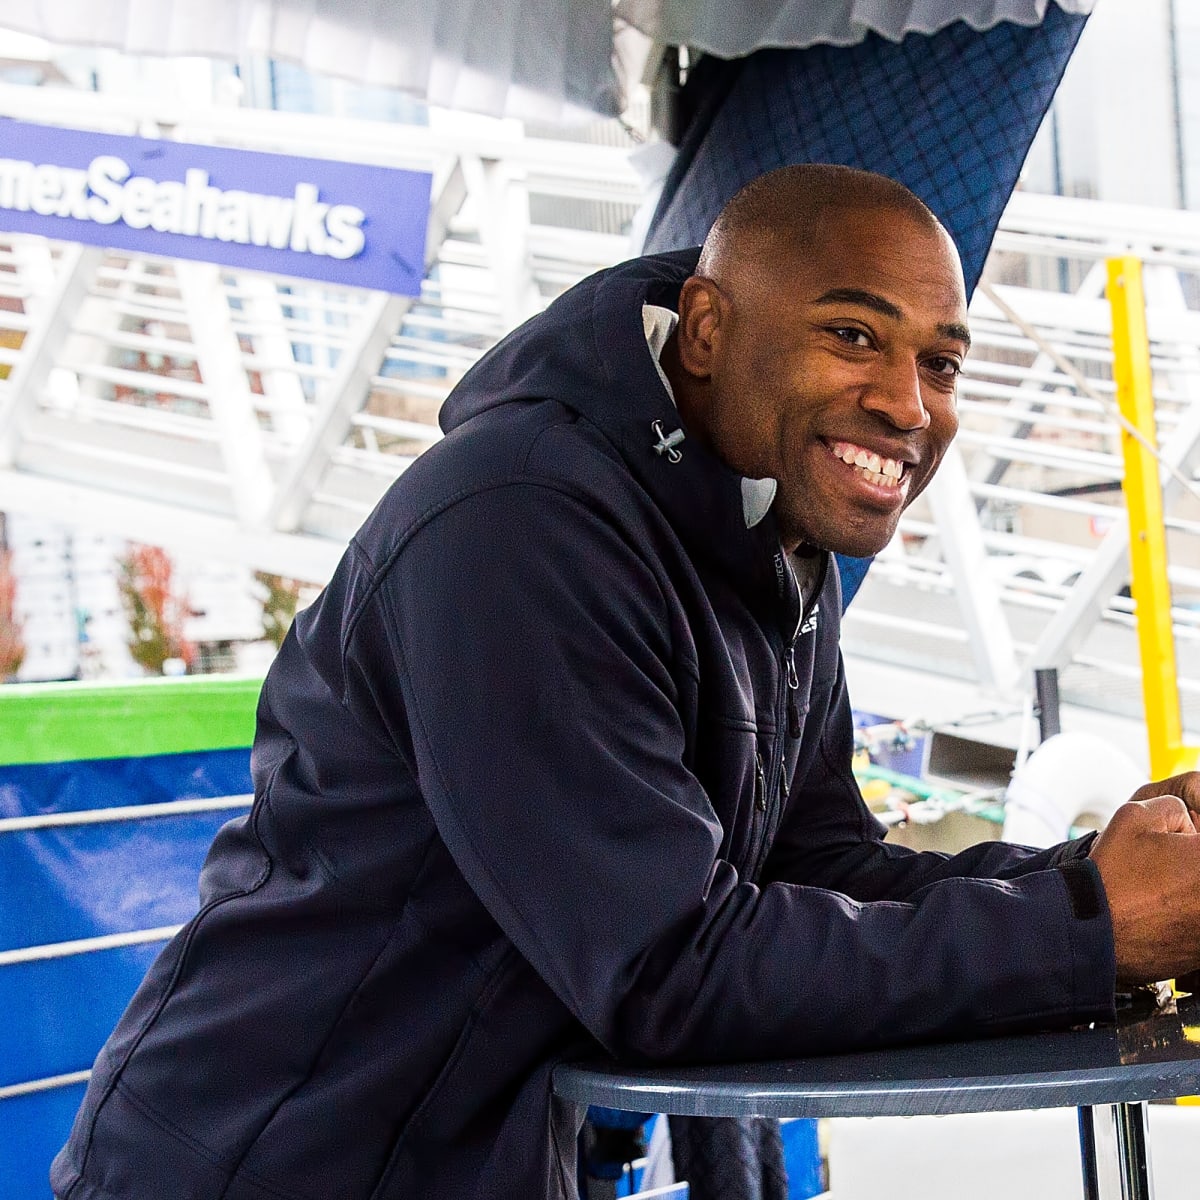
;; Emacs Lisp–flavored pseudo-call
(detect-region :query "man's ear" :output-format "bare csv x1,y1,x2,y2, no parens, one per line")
674,276,723,380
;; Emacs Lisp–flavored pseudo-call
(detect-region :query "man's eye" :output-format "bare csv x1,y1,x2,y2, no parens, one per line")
831,327,871,347
926,356,961,377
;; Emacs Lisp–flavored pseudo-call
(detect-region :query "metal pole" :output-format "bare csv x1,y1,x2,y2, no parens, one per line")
1034,666,1061,742
1078,1105,1102,1200
1078,1103,1155,1200
1108,256,1182,779
1114,1102,1155,1200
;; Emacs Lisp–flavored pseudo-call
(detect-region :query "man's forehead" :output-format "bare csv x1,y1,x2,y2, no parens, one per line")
711,204,966,315
774,210,965,307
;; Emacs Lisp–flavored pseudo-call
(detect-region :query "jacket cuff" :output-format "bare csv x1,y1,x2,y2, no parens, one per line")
1057,856,1103,920
1055,856,1117,1021
1047,831,1099,864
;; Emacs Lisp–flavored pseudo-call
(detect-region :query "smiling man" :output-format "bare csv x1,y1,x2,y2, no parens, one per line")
664,169,969,559
54,165,1200,1200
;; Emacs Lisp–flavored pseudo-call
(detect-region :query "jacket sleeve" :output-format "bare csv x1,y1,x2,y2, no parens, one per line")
351,482,1115,1063
763,657,1101,900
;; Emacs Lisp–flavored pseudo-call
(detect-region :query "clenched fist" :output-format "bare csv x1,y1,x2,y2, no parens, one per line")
1089,792,1200,984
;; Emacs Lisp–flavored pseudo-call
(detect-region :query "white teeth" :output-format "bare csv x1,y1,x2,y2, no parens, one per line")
830,441,906,485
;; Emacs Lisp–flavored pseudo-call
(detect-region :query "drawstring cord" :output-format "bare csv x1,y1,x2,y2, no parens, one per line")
650,419,684,463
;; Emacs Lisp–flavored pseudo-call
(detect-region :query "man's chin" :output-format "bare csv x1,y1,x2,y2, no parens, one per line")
790,524,896,561
781,497,901,559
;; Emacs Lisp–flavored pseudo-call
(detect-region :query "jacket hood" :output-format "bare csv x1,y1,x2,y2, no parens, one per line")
439,247,701,437
439,247,805,630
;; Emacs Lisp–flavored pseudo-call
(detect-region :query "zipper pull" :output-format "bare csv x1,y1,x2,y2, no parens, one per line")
785,644,802,739
787,697,802,740
780,771,789,801
754,752,767,811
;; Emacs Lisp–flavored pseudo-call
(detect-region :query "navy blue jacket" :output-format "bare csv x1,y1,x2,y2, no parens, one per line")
53,249,1116,1200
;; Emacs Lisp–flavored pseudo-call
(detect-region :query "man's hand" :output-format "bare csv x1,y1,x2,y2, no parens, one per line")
1130,772,1200,826
1089,794,1200,984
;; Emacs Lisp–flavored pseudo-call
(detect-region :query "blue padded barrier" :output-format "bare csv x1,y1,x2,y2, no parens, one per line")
1,748,252,1199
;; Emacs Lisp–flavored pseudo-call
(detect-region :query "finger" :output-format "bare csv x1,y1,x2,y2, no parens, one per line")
1132,772,1200,812
1176,773,1200,812
1133,794,1193,833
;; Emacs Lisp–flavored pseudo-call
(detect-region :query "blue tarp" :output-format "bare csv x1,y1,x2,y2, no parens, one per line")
1,749,252,1198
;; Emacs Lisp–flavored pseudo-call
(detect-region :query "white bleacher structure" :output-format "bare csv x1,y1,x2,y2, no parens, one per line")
4,83,1200,760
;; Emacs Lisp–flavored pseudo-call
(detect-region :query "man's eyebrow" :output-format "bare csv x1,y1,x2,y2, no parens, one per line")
939,321,972,349
812,288,972,349
812,288,902,320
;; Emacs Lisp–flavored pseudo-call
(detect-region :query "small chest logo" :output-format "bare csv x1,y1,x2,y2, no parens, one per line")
800,604,820,636
772,551,788,597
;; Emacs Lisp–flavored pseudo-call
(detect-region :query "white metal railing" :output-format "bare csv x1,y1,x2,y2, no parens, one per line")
0,793,253,832
6,86,1200,733
0,791,254,1100
0,85,643,580
845,192,1200,738
0,1070,93,1102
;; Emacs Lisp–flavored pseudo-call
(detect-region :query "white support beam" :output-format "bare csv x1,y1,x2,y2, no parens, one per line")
924,443,1021,691
967,260,1109,486
9,237,58,298
237,274,311,446
0,243,102,467
265,289,407,533
463,155,540,329
266,160,468,533
0,467,343,583
1032,266,1200,670
176,261,274,527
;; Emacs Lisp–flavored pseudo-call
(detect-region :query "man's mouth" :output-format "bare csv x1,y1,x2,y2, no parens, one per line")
829,440,907,489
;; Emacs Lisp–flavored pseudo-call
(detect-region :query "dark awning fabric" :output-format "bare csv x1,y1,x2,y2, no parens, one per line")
645,9,1087,292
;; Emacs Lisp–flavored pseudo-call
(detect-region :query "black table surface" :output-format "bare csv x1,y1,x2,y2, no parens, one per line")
553,992,1200,1118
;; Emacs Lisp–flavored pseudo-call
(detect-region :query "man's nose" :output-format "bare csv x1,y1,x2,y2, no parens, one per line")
862,359,930,431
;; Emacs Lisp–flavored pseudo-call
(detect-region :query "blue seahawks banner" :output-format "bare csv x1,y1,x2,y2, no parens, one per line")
0,118,432,293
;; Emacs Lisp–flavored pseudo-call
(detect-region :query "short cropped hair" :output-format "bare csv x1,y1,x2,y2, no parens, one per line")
697,164,941,278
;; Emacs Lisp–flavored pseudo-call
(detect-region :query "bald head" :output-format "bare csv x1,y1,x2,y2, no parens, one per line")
696,164,949,284
664,163,969,558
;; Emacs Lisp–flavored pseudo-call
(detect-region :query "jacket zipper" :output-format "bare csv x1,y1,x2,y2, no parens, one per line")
754,752,767,812
782,554,810,744
785,640,802,739
754,554,824,878
784,555,826,740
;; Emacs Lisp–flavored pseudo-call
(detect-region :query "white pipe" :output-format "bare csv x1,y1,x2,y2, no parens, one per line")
1002,732,1144,848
